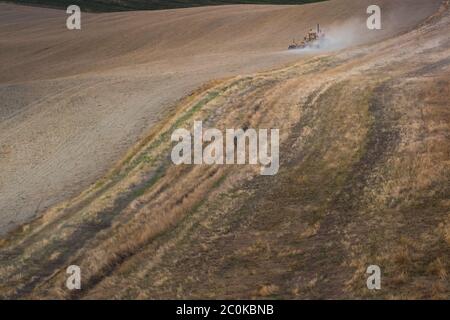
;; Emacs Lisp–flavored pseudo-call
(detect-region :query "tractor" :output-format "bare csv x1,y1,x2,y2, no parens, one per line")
288,24,325,50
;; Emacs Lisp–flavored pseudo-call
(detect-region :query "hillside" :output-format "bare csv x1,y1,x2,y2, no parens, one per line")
0,0,448,299
1,0,439,237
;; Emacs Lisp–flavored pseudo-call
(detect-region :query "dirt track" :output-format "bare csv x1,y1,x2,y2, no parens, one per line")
0,0,442,234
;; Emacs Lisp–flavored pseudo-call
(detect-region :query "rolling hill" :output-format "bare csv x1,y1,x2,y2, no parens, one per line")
0,0,448,299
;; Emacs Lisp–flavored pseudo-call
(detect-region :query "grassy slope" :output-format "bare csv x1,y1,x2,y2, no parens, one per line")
4,0,326,12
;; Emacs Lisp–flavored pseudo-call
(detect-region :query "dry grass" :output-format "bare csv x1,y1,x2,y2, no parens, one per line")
0,1,449,300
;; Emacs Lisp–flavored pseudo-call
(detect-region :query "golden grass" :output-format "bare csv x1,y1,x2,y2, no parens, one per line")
1,9,449,298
